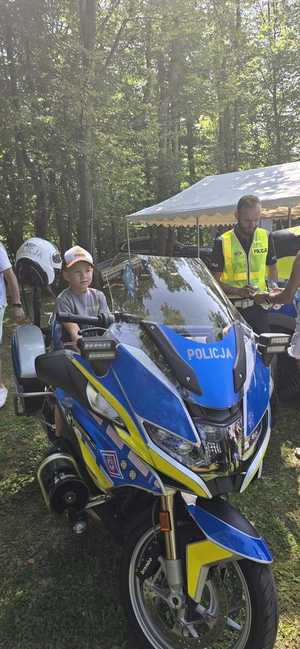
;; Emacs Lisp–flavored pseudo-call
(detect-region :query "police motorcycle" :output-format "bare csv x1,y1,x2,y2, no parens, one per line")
12,245,290,649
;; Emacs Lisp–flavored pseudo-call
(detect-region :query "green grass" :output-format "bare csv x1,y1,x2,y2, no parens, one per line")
0,320,299,649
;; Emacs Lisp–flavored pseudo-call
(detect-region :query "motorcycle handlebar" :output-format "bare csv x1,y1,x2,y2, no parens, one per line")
56,310,142,328
56,311,115,328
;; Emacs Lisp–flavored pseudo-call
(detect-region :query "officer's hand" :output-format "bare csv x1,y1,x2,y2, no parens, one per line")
254,292,271,306
238,285,256,298
269,288,284,297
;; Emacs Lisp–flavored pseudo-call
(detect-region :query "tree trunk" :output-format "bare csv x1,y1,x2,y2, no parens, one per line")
232,0,241,169
3,16,25,250
169,36,181,195
77,0,96,249
111,218,118,254
186,119,196,182
218,105,232,173
157,54,170,201
143,18,153,197
61,175,75,251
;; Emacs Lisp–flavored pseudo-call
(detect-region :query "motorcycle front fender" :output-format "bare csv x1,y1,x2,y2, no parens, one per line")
185,498,272,602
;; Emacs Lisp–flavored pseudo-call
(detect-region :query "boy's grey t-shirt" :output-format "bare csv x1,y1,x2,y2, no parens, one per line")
56,287,111,319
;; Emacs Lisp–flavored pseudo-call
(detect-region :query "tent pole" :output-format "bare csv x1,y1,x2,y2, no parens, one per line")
126,221,131,260
288,207,292,227
196,216,200,258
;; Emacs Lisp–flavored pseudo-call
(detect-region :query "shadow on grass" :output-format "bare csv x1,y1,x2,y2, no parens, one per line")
233,402,300,626
0,484,129,649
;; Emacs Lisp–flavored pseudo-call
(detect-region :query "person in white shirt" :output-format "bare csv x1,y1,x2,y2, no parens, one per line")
0,243,25,407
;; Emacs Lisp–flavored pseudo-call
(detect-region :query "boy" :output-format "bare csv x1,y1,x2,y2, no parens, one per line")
56,245,111,349
54,245,111,435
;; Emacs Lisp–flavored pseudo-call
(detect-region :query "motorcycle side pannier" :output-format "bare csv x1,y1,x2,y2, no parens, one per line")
12,324,46,415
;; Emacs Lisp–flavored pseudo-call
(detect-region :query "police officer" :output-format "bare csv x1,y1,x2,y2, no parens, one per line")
210,195,278,334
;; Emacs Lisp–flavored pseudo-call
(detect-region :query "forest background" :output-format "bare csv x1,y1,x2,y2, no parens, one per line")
1,0,300,261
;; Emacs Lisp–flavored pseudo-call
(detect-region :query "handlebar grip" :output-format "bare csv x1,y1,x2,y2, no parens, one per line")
56,311,115,327
57,311,99,325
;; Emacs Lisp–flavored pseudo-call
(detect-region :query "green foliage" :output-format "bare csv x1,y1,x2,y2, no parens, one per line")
0,0,300,257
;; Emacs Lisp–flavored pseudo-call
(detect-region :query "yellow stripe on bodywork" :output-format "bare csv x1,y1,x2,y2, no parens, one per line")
149,448,211,499
70,357,152,464
186,539,235,602
74,427,113,491
71,358,211,497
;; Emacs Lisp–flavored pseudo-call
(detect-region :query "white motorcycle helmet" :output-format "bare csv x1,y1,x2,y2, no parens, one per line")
16,237,62,287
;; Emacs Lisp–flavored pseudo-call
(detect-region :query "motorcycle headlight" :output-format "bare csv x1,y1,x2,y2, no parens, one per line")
194,417,244,472
145,416,245,475
86,384,119,420
144,422,217,472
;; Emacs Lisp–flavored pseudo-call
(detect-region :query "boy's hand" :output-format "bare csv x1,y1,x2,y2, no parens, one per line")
12,305,26,323
71,333,82,352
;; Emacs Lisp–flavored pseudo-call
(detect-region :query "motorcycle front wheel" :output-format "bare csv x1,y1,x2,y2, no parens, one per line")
121,522,278,649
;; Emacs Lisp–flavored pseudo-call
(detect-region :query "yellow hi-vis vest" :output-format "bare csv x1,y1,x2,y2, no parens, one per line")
276,226,300,281
220,227,268,291
277,256,294,281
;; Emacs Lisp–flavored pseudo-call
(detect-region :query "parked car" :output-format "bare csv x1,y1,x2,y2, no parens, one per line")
119,236,213,267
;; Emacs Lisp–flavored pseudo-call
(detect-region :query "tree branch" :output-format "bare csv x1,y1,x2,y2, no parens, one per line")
102,18,128,72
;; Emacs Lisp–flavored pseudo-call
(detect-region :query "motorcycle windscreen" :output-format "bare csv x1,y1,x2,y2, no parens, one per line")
101,256,249,405
101,255,239,334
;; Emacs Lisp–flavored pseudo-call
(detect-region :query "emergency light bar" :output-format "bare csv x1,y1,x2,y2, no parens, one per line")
81,338,117,361
258,332,290,354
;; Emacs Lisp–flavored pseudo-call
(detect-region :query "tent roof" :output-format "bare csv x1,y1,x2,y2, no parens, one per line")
126,161,300,226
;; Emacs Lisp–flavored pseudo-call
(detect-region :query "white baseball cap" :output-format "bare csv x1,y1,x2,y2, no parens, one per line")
64,245,93,269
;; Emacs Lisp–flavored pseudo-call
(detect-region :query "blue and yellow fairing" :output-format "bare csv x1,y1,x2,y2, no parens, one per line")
55,319,270,500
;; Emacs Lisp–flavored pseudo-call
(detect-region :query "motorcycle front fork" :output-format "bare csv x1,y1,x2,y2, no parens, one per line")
160,489,185,609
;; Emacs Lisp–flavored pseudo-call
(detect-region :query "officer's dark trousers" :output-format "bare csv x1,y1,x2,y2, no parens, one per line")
239,304,270,335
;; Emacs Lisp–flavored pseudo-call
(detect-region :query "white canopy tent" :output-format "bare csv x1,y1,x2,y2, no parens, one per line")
126,161,300,227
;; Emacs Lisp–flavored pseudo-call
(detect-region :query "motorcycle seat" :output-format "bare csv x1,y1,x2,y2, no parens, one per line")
35,350,90,408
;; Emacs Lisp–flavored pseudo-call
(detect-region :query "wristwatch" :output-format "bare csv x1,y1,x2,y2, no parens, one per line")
12,303,23,308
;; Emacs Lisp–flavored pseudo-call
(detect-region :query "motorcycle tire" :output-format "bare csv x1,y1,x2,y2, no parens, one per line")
121,519,278,649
